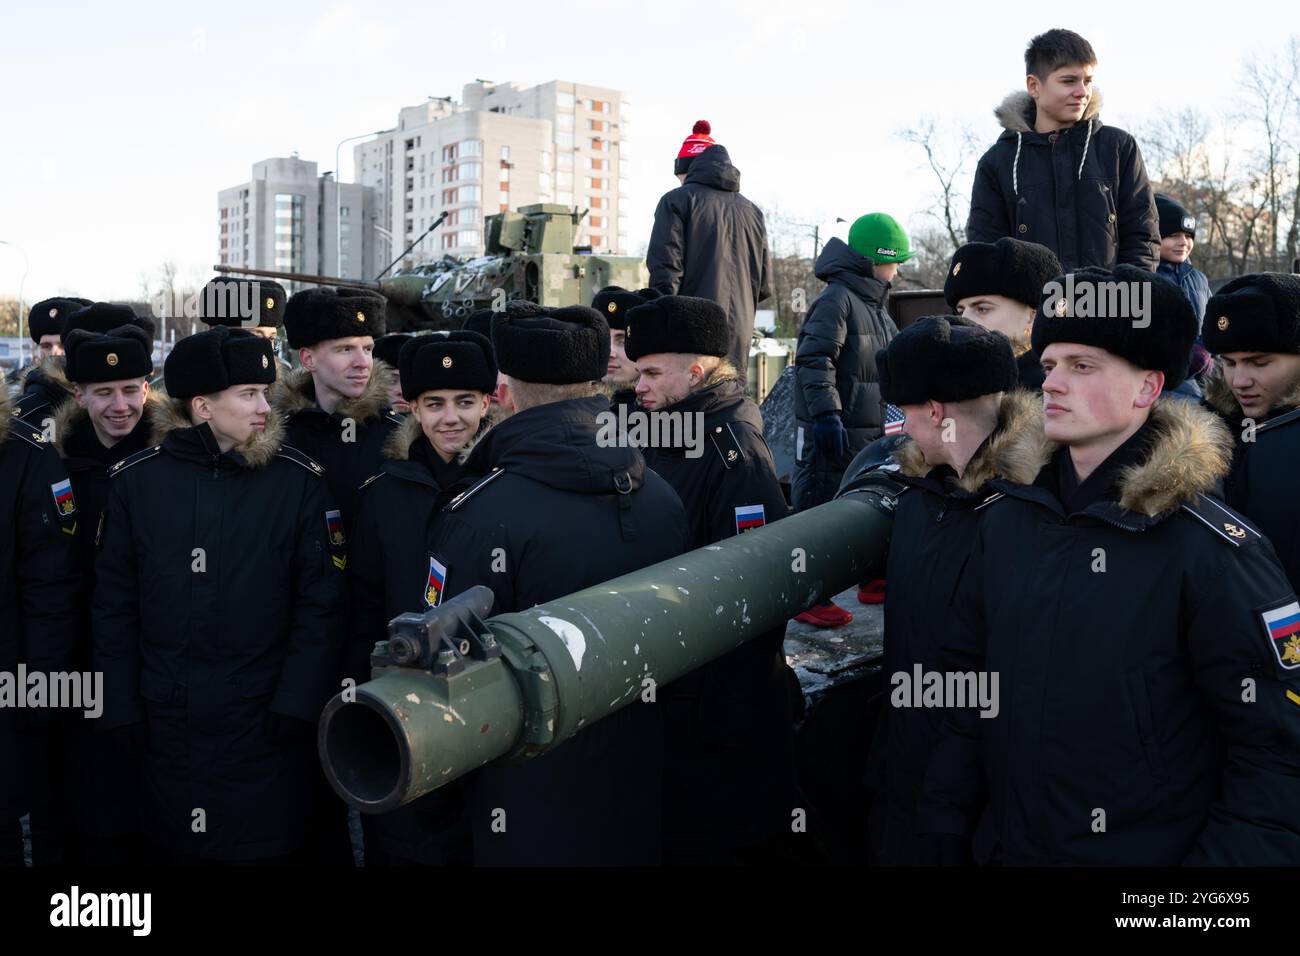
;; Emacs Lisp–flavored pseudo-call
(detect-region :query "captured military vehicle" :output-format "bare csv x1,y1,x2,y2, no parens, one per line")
215,203,648,330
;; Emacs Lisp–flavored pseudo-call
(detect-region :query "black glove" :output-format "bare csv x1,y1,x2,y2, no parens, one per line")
812,412,849,461
917,832,974,866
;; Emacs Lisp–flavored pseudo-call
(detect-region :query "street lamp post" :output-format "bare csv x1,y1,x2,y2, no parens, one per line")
0,239,30,366
335,130,386,278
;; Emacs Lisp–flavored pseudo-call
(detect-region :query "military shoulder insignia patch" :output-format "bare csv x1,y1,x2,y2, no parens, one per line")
277,445,325,476
709,423,748,470
1261,601,1300,670
446,468,505,512
50,478,76,516
109,445,162,476
735,503,766,534
1180,495,1262,547
425,554,449,608
325,510,345,547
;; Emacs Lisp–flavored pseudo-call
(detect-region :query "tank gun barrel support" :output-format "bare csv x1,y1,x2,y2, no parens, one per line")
318,492,898,813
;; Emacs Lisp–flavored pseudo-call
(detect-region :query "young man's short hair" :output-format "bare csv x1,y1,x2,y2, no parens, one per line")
1025,28,1097,79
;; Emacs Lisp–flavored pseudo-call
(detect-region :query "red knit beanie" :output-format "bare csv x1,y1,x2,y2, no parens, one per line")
674,120,715,175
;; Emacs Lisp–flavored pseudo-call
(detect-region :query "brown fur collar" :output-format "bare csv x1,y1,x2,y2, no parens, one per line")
149,393,285,469
995,88,1103,133
699,360,740,390
894,389,1049,493
0,388,13,444
52,387,166,457
1109,398,1233,517
20,353,73,393
381,412,482,464
1202,360,1300,419
270,364,394,424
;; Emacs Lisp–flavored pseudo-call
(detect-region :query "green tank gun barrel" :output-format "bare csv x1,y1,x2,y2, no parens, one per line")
212,265,381,290
318,488,899,813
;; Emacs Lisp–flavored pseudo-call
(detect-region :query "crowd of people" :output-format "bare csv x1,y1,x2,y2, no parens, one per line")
3,27,1298,867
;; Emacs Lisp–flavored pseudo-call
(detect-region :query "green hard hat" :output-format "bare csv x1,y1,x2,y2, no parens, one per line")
847,212,914,264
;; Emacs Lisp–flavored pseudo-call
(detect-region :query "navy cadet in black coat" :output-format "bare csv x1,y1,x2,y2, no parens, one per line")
846,317,1042,865
93,327,346,864
33,325,160,863
1200,273,1300,596
625,293,799,863
918,266,1300,865
427,301,690,865
0,385,80,865
348,331,496,865
270,286,402,538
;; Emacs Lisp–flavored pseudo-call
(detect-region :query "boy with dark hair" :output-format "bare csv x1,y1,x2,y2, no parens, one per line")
967,28,1159,273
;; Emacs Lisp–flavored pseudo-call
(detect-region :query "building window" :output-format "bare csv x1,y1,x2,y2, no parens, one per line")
460,139,481,156
590,216,603,228
590,196,602,209
500,145,511,160
589,138,604,151
557,152,573,169
556,170,573,189
556,190,573,205
587,99,608,112
539,172,551,191
460,185,481,201
272,193,305,272
461,206,480,223
442,144,457,163
557,91,575,109
557,112,574,131
556,132,574,149
457,163,481,181
340,206,350,217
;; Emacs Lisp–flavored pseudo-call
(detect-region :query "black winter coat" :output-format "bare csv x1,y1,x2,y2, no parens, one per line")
0,389,80,818
919,399,1300,865
640,372,800,856
51,396,159,837
793,238,896,461
428,395,690,865
93,405,347,860
270,365,402,538
858,391,1042,865
967,90,1159,272
647,146,774,382
1206,371,1300,595
348,417,473,865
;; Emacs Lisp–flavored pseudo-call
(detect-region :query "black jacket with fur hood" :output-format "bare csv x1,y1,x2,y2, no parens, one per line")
919,398,1300,865
1204,365,1300,594
270,364,402,536
853,390,1044,865
14,354,75,427
967,90,1160,272
92,401,347,861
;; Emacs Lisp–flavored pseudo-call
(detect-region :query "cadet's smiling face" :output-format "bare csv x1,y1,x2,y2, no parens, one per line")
75,379,148,446
956,294,1035,343
38,334,63,358
192,383,271,453
1040,344,1161,447
1160,234,1193,263
1220,352,1300,419
301,337,374,402
634,354,701,410
605,329,638,387
413,389,490,462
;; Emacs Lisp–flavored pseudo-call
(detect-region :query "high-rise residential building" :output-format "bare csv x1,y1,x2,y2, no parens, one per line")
217,156,377,283
354,79,629,266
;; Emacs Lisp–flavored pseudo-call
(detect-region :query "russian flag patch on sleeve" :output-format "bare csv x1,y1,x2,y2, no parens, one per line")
425,555,448,608
734,504,766,535
1261,600,1300,669
50,478,76,516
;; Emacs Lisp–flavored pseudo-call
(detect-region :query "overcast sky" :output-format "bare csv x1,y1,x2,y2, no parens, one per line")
0,0,1290,302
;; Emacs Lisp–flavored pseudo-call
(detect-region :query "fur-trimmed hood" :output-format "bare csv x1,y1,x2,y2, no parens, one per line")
19,353,73,394
1110,398,1233,517
149,393,286,469
894,388,1048,493
994,88,1103,134
269,364,394,425
1202,360,1300,421
381,411,484,465
52,386,166,458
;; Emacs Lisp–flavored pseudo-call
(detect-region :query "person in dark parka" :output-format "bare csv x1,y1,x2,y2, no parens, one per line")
1201,272,1300,595
93,327,346,863
966,30,1159,272
372,332,414,415
270,286,402,538
347,331,497,865
845,317,1042,865
425,302,689,865
627,293,800,862
917,266,1300,865
0,387,80,865
34,325,160,863
647,130,774,384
